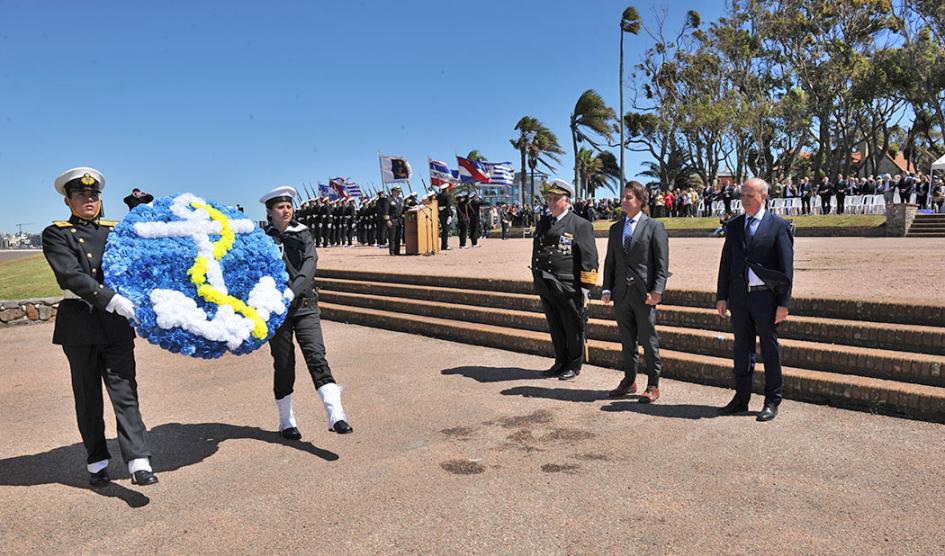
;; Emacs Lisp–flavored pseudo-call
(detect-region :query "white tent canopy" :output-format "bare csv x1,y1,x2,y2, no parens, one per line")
932,154,945,171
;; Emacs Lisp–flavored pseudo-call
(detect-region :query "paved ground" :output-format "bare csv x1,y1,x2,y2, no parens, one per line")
0,249,41,263
317,236,945,306
2,321,944,554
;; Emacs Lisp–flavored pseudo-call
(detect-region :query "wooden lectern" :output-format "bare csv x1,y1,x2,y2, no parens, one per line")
405,199,439,255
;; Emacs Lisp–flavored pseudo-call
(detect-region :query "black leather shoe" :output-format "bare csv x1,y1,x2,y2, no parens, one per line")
89,469,110,488
330,420,354,434
542,364,565,378
131,470,159,486
756,403,779,422
717,397,749,415
280,427,302,441
558,369,580,381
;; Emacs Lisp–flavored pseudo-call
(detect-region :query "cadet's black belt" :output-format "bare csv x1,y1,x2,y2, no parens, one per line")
747,284,769,293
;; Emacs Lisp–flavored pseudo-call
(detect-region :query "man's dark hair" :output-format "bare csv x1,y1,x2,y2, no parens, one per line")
624,180,649,211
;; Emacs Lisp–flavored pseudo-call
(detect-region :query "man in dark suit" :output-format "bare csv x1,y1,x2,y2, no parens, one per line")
716,178,794,422
531,179,599,381
601,181,669,402
42,167,159,487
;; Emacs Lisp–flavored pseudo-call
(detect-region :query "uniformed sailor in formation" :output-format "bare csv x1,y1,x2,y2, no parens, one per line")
260,186,353,439
531,179,599,380
42,167,159,487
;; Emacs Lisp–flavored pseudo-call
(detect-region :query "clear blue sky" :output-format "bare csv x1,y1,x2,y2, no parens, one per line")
0,0,722,232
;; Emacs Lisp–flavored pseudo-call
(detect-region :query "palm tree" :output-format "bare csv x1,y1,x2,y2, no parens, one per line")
578,149,622,199
527,124,564,203
570,90,616,198
619,6,642,188
511,117,540,206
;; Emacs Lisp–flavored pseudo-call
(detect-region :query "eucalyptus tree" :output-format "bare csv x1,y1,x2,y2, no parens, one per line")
619,6,643,186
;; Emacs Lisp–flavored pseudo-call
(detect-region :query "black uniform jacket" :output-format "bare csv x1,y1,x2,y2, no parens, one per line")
42,214,135,345
265,222,319,313
531,209,599,297
716,212,794,309
602,214,669,304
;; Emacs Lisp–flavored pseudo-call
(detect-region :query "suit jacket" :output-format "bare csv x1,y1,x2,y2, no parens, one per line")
531,210,598,297
716,211,794,309
42,214,136,345
602,214,669,304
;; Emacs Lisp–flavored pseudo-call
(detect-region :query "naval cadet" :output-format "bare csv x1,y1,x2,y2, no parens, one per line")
261,186,353,438
42,167,158,487
435,185,452,250
531,179,599,380
386,186,405,255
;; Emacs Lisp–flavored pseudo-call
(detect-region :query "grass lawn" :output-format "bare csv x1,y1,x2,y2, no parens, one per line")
591,214,885,231
0,254,61,300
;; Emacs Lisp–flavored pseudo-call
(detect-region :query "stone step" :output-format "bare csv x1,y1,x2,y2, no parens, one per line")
315,278,945,356
908,224,945,230
319,290,945,388
318,301,945,423
317,268,945,327
906,232,945,237
914,214,945,221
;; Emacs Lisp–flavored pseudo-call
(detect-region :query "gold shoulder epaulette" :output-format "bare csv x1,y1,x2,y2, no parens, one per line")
97,219,119,227
52,220,72,228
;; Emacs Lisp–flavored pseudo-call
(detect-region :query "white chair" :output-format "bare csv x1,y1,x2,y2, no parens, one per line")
811,196,822,213
769,198,785,215
846,195,864,214
789,198,803,216
871,194,886,214
712,200,724,216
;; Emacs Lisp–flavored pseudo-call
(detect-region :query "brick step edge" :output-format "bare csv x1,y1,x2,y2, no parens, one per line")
315,278,945,356
316,268,945,327
319,290,945,388
319,302,945,423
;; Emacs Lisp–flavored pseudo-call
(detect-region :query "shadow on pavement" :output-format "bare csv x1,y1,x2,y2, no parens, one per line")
0,422,339,508
500,385,612,403
601,401,722,419
441,366,543,383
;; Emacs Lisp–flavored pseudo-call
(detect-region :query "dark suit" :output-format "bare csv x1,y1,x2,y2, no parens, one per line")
41,214,150,466
716,210,794,406
602,214,669,387
531,210,599,372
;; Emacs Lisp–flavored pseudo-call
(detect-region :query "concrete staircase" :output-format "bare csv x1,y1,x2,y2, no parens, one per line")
314,269,945,422
908,213,945,237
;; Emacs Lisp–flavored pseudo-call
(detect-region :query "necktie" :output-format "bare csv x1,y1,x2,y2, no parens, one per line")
745,216,756,241
622,218,634,253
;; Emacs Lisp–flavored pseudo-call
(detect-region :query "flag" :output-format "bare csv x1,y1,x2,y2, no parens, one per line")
318,183,339,200
380,155,412,182
329,177,350,199
429,159,458,189
456,156,490,183
483,161,515,186
346,182,364,199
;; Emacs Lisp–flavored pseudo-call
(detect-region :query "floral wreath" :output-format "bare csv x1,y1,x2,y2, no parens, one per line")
103,193,290,358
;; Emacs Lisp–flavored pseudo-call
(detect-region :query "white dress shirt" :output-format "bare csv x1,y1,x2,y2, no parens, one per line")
745,207,765,287
602,212,642,297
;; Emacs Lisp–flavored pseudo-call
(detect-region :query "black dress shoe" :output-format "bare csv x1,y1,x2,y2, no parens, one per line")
131,470,159,486
558,369,580,381
541,364,565,378
89,469,110,488
717,398,750,415
280,427,302,441
756,403,779,422
330,420,354,434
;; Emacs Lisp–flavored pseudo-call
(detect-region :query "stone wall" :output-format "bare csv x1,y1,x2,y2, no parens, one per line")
884,203,918,236
0,298,59,326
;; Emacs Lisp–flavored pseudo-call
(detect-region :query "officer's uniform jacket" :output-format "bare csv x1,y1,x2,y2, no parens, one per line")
531,209,598,297
42,214,135,345
265,221,319,314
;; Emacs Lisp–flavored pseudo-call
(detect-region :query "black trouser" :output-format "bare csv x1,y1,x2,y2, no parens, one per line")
836,192,845,214
801,196,811,214
320,223,330,247
439,212,450,249
501,221,509,240
458,218,469,247
729,290,783,406
344,219,353,245
389,220,402,255
62,341,150,465
377,218,388,245
916,194,928,208
614,294,662,387
469,218,480,246
270,306,335,400
537,285,586,372
820,194,831,214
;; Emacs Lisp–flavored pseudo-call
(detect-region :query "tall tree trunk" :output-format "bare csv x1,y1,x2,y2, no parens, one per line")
813,115,831,182
619,31,625,188
520,143,527,207
571,122,580,198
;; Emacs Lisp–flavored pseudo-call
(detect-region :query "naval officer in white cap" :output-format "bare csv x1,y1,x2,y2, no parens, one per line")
260,186,353,439
41,167,159,487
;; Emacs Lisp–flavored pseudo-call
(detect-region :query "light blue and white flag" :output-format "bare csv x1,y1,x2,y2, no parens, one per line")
483,162,515,186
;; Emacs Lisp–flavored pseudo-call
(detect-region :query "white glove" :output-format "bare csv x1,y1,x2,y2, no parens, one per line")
283,289,295,303
106,293,137,322
447,216,453,225
581,288,590,301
